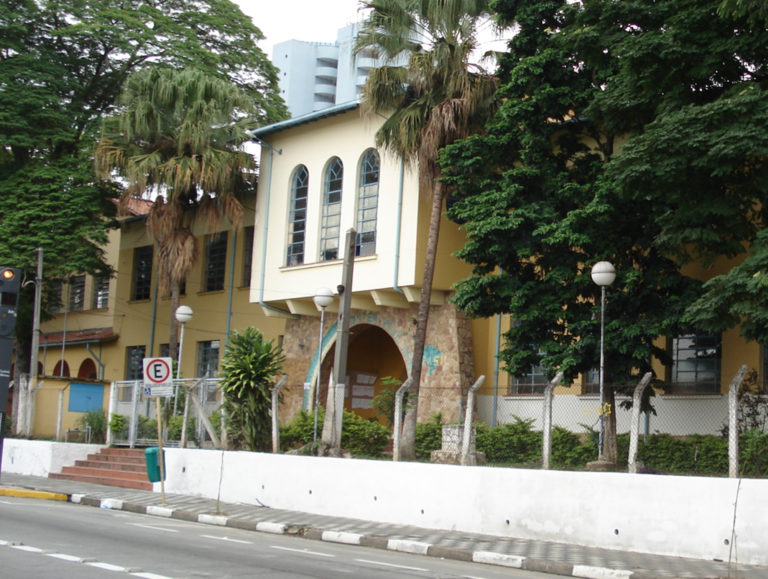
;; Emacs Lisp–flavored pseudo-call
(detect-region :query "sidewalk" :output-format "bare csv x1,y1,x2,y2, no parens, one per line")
1,472,764,579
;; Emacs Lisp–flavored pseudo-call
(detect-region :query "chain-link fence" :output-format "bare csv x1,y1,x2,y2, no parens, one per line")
481,374,768,477
107,378,221,448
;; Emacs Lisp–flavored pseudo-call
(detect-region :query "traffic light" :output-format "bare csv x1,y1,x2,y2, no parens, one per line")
0,267,20,337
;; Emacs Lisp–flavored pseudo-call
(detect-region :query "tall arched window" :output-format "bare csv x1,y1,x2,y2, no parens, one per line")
355,149,380,256
320,157,343,261
287,165,309,266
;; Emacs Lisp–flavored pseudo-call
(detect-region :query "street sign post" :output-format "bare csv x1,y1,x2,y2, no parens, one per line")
142,356,173,504
142,357,174,398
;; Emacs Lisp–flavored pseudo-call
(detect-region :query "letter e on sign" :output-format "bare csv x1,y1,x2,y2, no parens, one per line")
143,357,174,397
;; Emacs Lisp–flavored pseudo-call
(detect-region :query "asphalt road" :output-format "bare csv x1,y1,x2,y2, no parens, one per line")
0,496,559,579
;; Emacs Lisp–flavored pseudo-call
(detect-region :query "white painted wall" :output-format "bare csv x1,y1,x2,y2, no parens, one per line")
2,439,101,477
5,440,767,566
161,447,768,566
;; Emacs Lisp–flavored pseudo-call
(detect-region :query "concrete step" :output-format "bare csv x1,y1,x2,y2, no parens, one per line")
81,456,147,469
60,466,149,481
49,471,154,491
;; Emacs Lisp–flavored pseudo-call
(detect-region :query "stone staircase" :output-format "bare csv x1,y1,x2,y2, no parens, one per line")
49,447,153,490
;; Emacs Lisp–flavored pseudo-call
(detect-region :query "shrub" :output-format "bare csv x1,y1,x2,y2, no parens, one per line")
551,426,596,468
415,413,443,460
476,417,541,464
340,410,390,458
76,409,107,443
109,414,128,439
168,414,196,443
740,429,768,476
280,409,322,451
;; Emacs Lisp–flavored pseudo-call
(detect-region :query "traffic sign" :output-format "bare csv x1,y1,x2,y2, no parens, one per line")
143,357,174,397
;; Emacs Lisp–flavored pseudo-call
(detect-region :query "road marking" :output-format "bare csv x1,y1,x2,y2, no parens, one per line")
131,573,173,579
271,545,335,558
201,534,253,544
47,553,82,562
11,544,44,553
130,523,179,533
355,558,428,571
86,561,128,571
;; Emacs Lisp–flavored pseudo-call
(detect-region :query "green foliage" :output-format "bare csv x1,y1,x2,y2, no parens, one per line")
109,414,128,439
476,417,542,464
76,409,107,443
414,413,443,461
740,429,768,476
137,415,158,440
551,427,597,468
371,376,407,428
340,410,391,458
280,408,391,458
168,415,196,443
220,328,284,451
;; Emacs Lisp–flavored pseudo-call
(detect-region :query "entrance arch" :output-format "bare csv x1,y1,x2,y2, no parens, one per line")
315,323,406,425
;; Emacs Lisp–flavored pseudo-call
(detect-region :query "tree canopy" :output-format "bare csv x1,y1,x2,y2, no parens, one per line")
443,0,768,433
0,0,286,279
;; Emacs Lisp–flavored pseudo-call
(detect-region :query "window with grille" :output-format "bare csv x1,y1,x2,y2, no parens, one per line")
355,149,379,257
669,334,721,393
92,276,110,309
242,226,254,286
197,340,220,378
204,233,228,292
320,157,343,261
287,165,308,266
509,361,549,395
69,275,85,312
132,246,153,301
126,345,146,380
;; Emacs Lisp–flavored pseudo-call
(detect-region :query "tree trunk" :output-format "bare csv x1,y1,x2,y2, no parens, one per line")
399,179,444,460
169,277,180,363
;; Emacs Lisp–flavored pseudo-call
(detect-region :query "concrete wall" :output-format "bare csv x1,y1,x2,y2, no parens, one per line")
160,447,768,566
2,439,101,477
5,440,767,566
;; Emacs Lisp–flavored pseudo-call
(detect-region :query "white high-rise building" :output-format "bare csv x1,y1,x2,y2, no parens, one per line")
272,23,379,118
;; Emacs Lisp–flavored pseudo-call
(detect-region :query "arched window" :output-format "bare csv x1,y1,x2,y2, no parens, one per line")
78,359,97,379
287,165,309,266
53,360,70,377
320,157,343,261
355,149,380,256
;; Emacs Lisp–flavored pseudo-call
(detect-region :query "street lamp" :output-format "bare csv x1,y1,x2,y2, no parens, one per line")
312,288,334,445
175,305,193,380
591,261,615,460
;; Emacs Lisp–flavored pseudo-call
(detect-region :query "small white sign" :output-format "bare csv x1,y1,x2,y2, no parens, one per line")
143,357,174,398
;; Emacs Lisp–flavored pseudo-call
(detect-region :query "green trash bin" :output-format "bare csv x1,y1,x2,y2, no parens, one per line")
145,447,165,483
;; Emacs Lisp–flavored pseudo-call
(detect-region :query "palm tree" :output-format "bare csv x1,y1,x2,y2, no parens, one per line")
96,67,257,360
356,0,498,460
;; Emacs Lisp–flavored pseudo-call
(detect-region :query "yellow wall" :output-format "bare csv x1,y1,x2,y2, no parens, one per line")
32,378,110,440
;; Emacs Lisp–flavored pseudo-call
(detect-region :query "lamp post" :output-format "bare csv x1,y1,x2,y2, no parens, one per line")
312,288,334,445
175,305,193,380
591,261,615,460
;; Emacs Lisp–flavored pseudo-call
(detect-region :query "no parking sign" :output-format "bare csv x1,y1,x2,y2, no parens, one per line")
142,357,174,398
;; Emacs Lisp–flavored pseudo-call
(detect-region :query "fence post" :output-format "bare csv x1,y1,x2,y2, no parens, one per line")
392,378,412,462
627,372,653,474
541,371,565,470
729,365,748,478
106,381,118,446
271,376,287,453
129,381,140,448
460,376,486,466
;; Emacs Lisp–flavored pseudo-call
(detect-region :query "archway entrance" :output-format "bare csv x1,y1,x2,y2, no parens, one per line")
317,323,406,425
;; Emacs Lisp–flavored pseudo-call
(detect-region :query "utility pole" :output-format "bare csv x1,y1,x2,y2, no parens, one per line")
25,248,43,436
321,229,355,455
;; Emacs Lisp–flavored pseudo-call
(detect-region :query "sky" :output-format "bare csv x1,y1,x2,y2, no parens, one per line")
233,0,509,60
234,0,366,57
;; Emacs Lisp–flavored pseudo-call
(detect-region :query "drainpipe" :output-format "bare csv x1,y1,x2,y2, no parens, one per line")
225,228,237,346
492,313,501,428
392,157,405,294
85,343,105,380
148,267,159,355
251,135,296,318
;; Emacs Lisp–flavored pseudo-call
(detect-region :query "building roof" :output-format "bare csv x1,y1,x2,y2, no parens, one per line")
39,328,119,347
249,100,360,139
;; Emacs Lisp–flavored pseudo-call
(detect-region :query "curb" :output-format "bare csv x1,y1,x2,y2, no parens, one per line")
0,487,68,501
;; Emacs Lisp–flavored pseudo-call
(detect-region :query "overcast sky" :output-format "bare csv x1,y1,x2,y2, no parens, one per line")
234,0,367,57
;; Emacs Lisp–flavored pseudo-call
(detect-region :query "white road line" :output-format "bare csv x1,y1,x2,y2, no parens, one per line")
130,523,180,533
47,553,83,562
131,573,174,579
355,558,428,572
11,544,44,553
86,561,128,571
200,534,253,544
271,545,335,558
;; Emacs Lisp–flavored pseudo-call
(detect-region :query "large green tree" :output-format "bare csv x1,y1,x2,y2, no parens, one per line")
444,0,767,463
0,0,285,357
96,67,263,360
355,0,498,460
